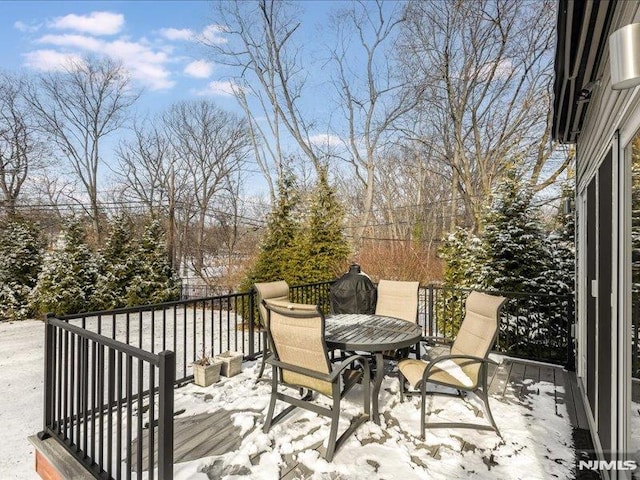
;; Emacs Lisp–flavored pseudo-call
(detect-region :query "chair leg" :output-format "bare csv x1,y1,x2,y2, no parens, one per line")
481,390,500,436
325,395,341,461
420,381,427,440
398,371,405,403
256,331,268,381
363,361,371,417
480,372,500,436
262,365,278,433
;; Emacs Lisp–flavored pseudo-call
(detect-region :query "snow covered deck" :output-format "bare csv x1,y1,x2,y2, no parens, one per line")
133,356,593,479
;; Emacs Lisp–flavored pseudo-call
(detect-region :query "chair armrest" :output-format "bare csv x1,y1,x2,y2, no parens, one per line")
266,354,370,384
329,354,370,382
422,353,497,382
266,355,332,382
421,335,453,346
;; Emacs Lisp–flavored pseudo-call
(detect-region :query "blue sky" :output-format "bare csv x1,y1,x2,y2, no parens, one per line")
0,1,398,196
0,1,244,115
0,1,346,195
0,1,344,116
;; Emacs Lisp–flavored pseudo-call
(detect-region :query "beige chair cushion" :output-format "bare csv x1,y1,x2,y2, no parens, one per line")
265,299,318,312
375,280,420,323
399,358,475,389
450,291,506,384
254,280,289,327
268,307,333,396
399,291,506,390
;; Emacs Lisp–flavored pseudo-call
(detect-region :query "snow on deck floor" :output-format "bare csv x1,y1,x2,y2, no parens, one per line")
0,319,43,480
138,360,578,480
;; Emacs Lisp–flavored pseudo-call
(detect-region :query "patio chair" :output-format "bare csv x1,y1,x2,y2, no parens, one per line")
375,279,420,359
262,300,370,461
375,279,420,323
253,281,290,380
398,291,507,439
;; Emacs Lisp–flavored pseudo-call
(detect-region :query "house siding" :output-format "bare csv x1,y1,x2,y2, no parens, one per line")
576,2,640,189
571,1,640,471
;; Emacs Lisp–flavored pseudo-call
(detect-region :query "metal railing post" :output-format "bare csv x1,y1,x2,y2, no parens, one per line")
38,314,55,440
158,350,175,480
248,290,255,358
428,285,434,337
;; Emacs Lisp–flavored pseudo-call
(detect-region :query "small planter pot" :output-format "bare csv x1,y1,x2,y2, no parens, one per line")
215,350,243,377
191,360,222,387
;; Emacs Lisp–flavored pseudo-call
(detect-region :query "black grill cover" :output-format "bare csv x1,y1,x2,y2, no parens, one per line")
330,264,377,314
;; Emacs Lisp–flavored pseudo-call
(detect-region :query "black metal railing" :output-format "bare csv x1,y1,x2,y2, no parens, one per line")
290,281,333,311
39,280,574,479
419,286,574,368
39,316,174,480
53,292,259,384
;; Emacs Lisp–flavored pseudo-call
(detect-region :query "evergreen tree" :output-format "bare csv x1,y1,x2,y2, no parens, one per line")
291,167,350,284
240,170,301,290
440,227,483,289
0,219,44,320
439,173,573,358
30,219,99,316
437,227,484,335
478,175,567,358
478,175,551,294
125,219,180,306
92,213,137,309
548,181,576,300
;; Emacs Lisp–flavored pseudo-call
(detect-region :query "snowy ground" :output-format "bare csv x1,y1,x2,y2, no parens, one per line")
0,320,43,479
68,307,259,382
3,317,638,480
143,361,578,480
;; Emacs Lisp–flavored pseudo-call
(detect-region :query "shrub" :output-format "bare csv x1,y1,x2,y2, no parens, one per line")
30,219,98,316
0,219,44,320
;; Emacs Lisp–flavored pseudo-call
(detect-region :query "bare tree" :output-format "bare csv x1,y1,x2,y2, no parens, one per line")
26,56,139,239
211,0,325,194
327,0,417,247
163,100,250,276
398,0,568,232
115,120,175,217
0,72,47,217
114,119,187,268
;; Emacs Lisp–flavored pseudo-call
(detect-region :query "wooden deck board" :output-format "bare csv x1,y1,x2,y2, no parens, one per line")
564,370,590,430
553,366,574,424
132,358,588,479
488,358,512,397
131,410,247,470
539,364,556,384
507,360,527,399
523,363,541,383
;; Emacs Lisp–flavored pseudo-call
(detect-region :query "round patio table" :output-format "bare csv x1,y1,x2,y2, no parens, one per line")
325,313,422,424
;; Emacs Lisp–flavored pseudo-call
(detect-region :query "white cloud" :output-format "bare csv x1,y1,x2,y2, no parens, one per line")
158,28,194,41
199,24,227,45
14,21,40,33
37,34,102,50
309,134,342,147
184,60,213,79
475,58,514,82
23,50,84,72
196,80,239,96
35,33,174,90
49,12,124,36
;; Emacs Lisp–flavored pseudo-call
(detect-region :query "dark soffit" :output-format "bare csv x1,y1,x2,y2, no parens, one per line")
552,0,617,144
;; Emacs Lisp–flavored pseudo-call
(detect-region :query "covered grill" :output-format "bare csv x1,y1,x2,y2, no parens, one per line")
329,264,377,314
